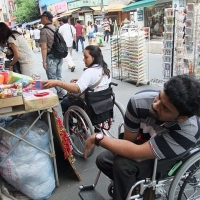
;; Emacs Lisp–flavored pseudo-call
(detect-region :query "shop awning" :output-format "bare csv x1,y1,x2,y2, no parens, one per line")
60,8,80,17
108,4,126,12
90,4,124,12
122,0,156,12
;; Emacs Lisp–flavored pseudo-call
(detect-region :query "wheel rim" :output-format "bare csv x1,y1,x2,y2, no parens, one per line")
64,108,93,157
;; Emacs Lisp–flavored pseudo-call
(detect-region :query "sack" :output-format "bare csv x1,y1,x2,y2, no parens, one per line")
85,87,114,125
72,40,76,49
44,26,68,59
88,32,94,39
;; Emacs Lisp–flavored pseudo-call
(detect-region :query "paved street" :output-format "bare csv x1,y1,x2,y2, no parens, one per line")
33,42,163,200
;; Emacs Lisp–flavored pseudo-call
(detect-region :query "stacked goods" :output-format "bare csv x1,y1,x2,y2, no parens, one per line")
120,29,146,85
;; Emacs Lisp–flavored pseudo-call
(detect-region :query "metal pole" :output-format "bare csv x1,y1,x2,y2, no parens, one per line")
171,4,177,77
101,0,105,18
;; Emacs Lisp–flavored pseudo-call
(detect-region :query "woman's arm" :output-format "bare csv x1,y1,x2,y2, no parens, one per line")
43,80,80,93
9,43,19,67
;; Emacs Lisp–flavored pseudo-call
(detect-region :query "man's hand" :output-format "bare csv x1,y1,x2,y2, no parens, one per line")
42,80,59,89
84,134,96,159
43,63,48,70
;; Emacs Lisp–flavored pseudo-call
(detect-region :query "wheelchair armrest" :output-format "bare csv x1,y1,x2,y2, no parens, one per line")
109,82,118,87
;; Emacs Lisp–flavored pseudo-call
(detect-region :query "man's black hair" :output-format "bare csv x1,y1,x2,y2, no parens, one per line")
62,16,69,23
164,75,200,117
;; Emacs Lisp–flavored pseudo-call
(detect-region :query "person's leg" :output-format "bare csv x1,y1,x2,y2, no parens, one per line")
46,56,66,97
61,97,74,115
96,150,115,180
106,30,109,42
113,155,154,200
80,37,84,52
104,30,106,41
76,37,79,52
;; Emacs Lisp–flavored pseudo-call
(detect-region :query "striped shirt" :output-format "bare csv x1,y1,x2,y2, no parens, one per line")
124,91,200,159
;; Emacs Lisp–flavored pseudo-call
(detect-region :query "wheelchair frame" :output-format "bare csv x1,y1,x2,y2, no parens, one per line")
79,145,200,200
63,82,125,158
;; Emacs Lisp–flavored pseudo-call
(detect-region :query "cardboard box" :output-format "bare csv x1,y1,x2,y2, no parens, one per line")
23,90,59,111
0,106,12,114
0,96,23,108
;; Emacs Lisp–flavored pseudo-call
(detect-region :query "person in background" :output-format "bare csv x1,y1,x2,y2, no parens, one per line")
94,20,98,33
102,18,110,43
109,18,114,37
183,8,187,41
87,22,95,45
42,45,111,115
59,16,76,72
33,26,41,52
75,20,84,52
16,24,23,34
84,74,200,200
30,27,34,39
40,11,67,100
0,22,36,76
58,18,64,27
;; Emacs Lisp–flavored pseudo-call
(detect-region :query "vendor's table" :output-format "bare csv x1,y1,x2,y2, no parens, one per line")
0,105,59,187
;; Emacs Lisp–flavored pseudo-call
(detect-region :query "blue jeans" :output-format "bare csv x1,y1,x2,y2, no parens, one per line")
76,36,84,52
46,54,66,96
104,30,110,42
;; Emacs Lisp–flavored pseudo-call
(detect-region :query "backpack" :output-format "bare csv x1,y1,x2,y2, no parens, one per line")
44,26,68,59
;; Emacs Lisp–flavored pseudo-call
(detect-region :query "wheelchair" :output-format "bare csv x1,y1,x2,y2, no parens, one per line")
78,130,200,199
63,82,125,158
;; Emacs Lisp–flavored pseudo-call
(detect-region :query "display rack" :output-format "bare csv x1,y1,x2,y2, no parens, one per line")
111,27,150,87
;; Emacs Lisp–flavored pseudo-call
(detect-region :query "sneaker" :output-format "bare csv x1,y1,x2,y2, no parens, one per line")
71,66,75,72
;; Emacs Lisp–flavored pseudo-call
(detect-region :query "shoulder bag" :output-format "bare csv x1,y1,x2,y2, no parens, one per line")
70,25,76,49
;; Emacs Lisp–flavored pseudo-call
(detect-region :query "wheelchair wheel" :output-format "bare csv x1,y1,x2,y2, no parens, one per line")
102,100,125,138
107,181,114,198
168,151,200,200
63,106,94,158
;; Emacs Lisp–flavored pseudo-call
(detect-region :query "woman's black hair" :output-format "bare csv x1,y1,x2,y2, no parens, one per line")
164,75,200,117
0,22,21,45
85,45,110,78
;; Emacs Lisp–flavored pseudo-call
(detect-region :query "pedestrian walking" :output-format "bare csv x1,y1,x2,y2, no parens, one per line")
40,11,67,100
33,26,41,52
102,18,110,43
75,20,84,52
109,18,114,36
59,17,76,72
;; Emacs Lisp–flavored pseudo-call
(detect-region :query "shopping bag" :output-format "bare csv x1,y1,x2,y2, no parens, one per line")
72,40,76,49
66,54,75,68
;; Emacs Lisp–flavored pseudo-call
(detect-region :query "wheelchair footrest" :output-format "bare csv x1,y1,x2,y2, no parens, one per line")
79,185,105,200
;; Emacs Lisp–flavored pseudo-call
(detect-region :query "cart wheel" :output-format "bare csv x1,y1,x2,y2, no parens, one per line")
147,81,150,85
136,82,139,87
108,182,114,198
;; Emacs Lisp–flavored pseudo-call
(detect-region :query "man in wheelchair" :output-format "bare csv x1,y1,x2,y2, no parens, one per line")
84,75,200,200
42,45,111,115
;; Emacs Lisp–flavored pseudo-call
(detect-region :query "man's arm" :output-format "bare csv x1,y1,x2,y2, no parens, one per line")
84,134,156,161
40,43,48,70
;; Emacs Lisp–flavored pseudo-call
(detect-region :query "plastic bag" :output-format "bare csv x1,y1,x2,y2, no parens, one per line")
0,118,55,200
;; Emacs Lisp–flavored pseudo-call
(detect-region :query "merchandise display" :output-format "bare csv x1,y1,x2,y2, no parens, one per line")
110,27,149,87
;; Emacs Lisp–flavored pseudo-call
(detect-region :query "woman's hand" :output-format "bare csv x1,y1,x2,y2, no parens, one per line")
70,78,78,83
9,65,13,71
42,80,59,89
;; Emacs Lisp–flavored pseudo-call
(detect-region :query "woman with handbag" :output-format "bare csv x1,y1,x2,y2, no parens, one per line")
42,45,111,115
0,22,36,76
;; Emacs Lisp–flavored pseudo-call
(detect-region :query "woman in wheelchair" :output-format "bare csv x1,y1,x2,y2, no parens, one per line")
84,75,200,200
43,45,111,115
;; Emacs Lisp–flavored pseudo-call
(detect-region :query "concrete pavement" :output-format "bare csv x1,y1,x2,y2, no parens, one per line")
32,42,164,200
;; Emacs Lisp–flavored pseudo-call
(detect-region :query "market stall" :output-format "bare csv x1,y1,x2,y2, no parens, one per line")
0,71,80,199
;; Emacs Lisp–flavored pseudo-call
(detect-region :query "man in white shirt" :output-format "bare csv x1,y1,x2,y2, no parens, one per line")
16,24,23,34
33,26,41,52
59,17,76,72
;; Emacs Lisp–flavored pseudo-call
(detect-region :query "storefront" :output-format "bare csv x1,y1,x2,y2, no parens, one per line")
145,1,172,37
